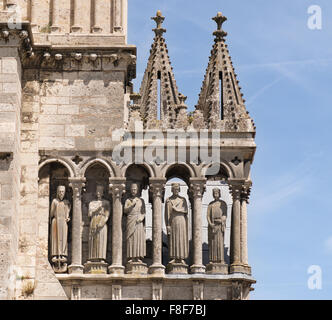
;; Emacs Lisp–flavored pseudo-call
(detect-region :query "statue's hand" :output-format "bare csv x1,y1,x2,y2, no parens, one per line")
136,215,144,224
167,226,171,235
66,218,70,223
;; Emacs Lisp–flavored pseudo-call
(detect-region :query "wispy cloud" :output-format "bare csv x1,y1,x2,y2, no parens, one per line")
246,77,283,106
324,236,332,255
251,153,322,216
239,58,332,71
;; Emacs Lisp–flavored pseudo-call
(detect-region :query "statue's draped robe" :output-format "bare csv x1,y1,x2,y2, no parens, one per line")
207,200,227,263
50,198,71,257
88,200,110,261
165,196,189,260
124,197,146,259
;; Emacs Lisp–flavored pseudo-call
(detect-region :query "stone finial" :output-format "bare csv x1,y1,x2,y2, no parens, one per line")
152,10,166,36
177,93,188,110
212,12,227,39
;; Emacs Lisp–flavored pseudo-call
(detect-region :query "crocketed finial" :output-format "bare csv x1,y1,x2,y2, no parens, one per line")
152,10,166,36
212,12,227,40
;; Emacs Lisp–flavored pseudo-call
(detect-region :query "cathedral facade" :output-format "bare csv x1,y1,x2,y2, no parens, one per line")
0,1,256,300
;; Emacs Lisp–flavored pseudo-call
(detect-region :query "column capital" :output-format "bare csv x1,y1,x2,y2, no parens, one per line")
189,178,206,199
241,181,252,203
228,179,252,202
68,177,86,197
149,178,166,198
228,179,248,199
109,178,126,199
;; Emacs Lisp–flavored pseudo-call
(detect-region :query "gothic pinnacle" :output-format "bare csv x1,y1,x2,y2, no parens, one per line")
152,10,166,36
212,12,227,40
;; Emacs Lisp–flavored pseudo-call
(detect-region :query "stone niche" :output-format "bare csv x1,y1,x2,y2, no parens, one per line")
82,163,111,270
39,162,73,273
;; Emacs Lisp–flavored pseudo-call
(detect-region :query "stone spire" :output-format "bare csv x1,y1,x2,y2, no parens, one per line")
196,12,255,132
138,10,183,129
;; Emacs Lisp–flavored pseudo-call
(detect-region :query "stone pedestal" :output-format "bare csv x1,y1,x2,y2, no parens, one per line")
166,262,188,274
148,264,165,275
230,264,248,274
126,261,148,275
84,261,108,274
68,264,84,274
108,265,125,275
206,263,228,275
71,25,83,33
190,264,206,274
242,265,252,275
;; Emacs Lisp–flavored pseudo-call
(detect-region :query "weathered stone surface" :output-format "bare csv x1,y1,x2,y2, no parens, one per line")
0,7,256,301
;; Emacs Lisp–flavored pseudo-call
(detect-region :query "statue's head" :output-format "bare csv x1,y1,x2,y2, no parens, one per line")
212,188,221,200
57,185,66,200
171,183,180,196
96,185,104,200
130,183,139,197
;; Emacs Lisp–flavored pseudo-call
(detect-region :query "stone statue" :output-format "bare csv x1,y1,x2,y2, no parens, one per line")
50,185,71,273
165,183,189,264
207,188,227,264
124,183,146,263
88,185,110,262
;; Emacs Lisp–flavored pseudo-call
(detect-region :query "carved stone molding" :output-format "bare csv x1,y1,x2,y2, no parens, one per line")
232,281,242,300
112,285,122,300
71,284,81,300
193,281,204,300
149,179,166,199
0,23,33,57
109,179,126,199
68,177,86,198
189,179,206,199
152,281,163,300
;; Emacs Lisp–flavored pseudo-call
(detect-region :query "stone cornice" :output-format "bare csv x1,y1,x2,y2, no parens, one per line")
0,22,136,79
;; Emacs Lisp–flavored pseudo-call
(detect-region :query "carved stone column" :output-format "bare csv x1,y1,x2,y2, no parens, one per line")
189,178,206,274
241,181,252,275
113,0,123,33
30,0,39,32
51,0,61,33
68,177,86,274
71,0,82,32
92,0,104,33
229,179,245,274
148,178,166,275
108,178,126,274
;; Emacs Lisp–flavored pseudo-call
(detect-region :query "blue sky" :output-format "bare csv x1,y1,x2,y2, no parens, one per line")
128,0,332,299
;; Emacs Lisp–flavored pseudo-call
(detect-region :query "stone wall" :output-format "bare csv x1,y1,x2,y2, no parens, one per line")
0,49,22,299
37,70,125,151
1,0,128,45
